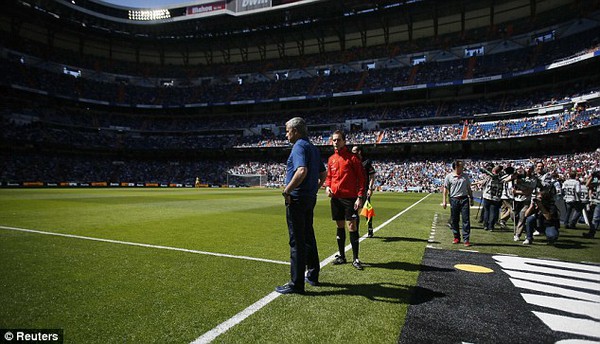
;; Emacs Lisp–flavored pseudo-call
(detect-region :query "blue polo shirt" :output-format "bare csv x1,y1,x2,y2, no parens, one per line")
286,138,325,198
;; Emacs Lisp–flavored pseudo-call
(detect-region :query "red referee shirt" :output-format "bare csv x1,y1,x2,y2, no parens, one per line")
325,146,366,198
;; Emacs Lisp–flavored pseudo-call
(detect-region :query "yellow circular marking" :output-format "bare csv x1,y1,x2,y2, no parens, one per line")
454,264,494,273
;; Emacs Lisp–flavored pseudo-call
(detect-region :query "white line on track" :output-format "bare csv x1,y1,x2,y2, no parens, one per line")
0,225,289,265
191,193,432,344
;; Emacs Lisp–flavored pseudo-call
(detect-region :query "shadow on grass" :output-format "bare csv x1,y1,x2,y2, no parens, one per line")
471,239,591,250
468,242,535,248
308,283,446,305
552,240,590,250
470,225,514,233
560,234,593,239
377,236,429,243
363,261,454,273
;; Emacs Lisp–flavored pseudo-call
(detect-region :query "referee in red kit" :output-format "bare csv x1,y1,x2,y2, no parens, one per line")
324,130,366,270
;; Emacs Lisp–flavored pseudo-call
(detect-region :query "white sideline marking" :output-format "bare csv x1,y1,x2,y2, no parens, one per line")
192,193,432,344
0,225,289,266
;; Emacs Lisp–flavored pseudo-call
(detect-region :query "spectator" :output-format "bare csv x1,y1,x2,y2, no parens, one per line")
442,160,474,247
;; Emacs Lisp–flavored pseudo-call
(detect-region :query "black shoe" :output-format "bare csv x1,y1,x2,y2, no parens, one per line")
352,259,364,270
332,255,347,265
275,283,304,294
305,277,319,286
583,232,595,239
367,229,373,238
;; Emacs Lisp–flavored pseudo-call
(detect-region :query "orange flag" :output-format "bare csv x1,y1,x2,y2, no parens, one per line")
360,200,375,220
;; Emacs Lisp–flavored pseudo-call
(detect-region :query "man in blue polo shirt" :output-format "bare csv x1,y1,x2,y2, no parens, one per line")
276,117,327,295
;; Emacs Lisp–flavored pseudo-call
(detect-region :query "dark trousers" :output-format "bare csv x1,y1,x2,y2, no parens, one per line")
286,196,320,290
525,213,559,242
525,214,538,241
590,204,600,236
483,199,501,230
565,201,583,227
450,197,471,242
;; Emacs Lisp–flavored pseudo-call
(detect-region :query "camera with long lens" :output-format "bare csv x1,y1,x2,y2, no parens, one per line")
499,166,526,182
512,166,526,180
478,167,494,177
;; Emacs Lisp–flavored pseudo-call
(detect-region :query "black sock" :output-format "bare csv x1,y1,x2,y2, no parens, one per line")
350,231,359,261
336,228,346,258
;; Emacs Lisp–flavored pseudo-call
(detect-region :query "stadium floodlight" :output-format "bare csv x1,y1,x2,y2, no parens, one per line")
63,66,81,78
411,55,426,65
128,9,171,21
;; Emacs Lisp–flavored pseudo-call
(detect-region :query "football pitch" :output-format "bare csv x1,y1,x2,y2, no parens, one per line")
0,188,598,343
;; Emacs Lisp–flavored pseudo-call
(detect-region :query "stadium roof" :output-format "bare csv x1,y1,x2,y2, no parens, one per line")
10,0,438,42
4,0,589,66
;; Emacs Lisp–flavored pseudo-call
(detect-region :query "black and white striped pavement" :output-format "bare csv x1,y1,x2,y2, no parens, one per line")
399,249,600,343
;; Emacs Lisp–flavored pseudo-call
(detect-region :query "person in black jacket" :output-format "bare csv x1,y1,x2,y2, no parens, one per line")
352,145,377,238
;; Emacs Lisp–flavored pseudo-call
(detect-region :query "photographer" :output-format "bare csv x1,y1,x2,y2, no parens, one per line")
523,190,560,245
526,161,559,237
474,163,495,225
583,171,600,239
512,165,536,241
562,170,581,229
578,176,591,230
481,164,504,231
499,165,515,230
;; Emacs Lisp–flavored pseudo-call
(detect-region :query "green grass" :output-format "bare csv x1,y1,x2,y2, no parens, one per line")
433,201,600,264
0,189,598,343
